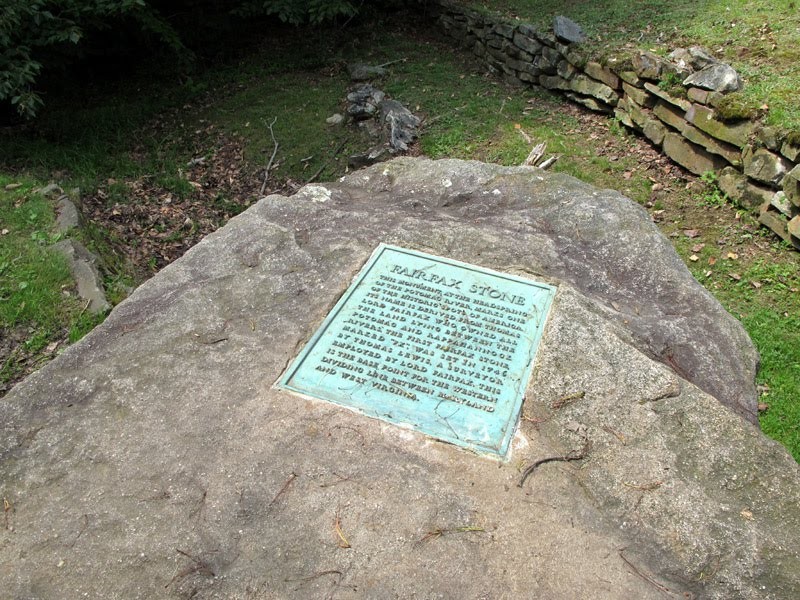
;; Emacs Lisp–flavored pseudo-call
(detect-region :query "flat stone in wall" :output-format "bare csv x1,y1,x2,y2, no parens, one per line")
569,74,617,106
622,82,655,108
584,62,620,90
644,83,692,112
743,146,791,187
781,139,800,162
719,166,776,211
685,104,753,148
663,132,727,176
783,164,800,207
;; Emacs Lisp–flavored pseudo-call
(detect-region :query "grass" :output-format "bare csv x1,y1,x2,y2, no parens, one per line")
473,0,800,131
676,240,800,456
0,175,103,388
0,13,797,459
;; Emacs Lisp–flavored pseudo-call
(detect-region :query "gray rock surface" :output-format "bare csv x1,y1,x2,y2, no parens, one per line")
347,63,388,82
346,84,385,120
683,63,742,94
380,99,420,152
51,238,110,314
3,158,798,599
552,15,586,44
54,195,81,233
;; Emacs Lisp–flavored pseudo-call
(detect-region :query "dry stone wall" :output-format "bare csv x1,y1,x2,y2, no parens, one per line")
432,0,800,250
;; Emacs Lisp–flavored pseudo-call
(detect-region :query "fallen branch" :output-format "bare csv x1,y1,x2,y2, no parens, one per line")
538,155,559,170
618,547,687,597
523,142,546,166
376,58,407,68
306,139,348,184
269,472,297,508
260,116,279,196
517,439,592,488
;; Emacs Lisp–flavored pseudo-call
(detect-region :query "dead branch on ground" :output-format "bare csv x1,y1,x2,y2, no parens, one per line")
260,116,279,196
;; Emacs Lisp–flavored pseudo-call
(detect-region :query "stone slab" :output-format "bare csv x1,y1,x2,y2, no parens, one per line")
662,131,727,175
279,244,555,457
685,103,752,147
643,82,691,112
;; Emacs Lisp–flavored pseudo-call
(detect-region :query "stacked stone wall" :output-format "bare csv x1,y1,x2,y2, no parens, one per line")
432,0,800,250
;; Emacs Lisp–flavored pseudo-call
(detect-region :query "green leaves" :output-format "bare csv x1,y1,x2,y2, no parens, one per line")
1,1,366,118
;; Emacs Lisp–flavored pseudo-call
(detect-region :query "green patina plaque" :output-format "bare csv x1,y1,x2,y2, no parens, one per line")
278,244,556,457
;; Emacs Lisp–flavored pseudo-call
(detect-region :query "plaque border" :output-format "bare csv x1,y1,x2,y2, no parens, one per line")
277,243,556,457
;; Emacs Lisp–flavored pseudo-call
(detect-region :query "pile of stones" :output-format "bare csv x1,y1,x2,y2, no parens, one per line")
432,0,800,250
343,77,421,169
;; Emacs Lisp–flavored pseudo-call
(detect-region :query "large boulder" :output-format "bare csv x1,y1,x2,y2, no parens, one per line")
2,158,798,599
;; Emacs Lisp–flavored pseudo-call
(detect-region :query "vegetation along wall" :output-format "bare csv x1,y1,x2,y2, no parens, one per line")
431,0,800,251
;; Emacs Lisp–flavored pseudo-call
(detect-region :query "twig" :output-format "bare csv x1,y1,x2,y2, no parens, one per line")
320,472,354,488
551,390,585,410
623,480,663,491
334,511,351,548
77,298,92,319
375,58,407,68
285,570,343,591
523,142,546,166
3,497,12,530
601,425,627,446
517,440,592,488
521,413,549,429
269,472,297,507
306,139,348,184
619,548,678,597
538,155,559,170
415,525,484,546
166,548,215,588
67,514,89,548
260,116,279,196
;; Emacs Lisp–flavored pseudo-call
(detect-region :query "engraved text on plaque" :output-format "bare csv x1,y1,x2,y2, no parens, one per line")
278,244,556,457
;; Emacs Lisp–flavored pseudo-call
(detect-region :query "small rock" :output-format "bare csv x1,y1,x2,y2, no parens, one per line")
55,196,81,233
346,84,386,121
4,183,22,191
632,51,665,80
380,100,420,152
347,63,388,82
687,46,720,70
51,239,110,314
743,147,790,187
35,183,62,197
683,64,742,94
326,113,344,125
552,16,586,44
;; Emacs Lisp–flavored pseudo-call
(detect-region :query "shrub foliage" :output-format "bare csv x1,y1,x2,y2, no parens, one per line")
0,0,360,117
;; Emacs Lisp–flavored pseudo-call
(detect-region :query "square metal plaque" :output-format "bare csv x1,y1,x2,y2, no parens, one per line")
278,244,556,457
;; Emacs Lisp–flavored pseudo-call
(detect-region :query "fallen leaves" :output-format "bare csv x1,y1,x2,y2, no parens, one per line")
81,133,261,278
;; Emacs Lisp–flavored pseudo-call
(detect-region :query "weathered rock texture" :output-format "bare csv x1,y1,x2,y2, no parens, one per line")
2,158,798,599
432,0,800,249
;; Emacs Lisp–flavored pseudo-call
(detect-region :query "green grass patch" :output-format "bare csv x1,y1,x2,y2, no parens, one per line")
677,236,800,458
0,178,71,329
0,175,105,389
